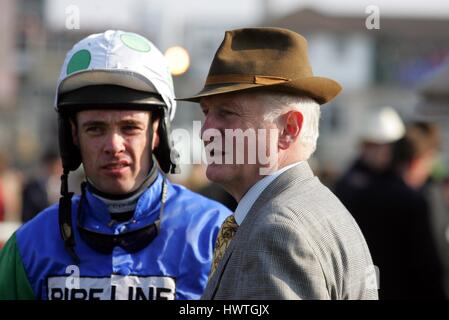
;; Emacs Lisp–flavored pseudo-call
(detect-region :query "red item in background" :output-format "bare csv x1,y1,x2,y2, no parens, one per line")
0,181,4,221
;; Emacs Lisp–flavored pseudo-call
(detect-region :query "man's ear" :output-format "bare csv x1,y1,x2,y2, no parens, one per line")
278,110,303,150
69,117,79,147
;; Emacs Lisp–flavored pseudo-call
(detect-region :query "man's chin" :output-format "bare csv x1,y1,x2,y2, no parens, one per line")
205,163,233,184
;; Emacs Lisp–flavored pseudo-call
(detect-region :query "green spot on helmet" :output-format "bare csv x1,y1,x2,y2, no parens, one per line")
120,33,152,52
66,49,91,75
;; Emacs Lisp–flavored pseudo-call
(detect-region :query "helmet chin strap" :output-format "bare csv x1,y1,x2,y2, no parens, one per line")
59,168,80,264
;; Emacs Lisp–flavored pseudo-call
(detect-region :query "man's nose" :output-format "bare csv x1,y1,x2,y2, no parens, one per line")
200,115,218,141
104,132,126,155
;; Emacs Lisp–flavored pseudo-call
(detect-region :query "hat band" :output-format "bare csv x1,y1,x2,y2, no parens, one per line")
206,74,290,86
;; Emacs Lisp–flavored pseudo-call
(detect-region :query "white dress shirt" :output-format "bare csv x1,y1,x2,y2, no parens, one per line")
234,161,303,225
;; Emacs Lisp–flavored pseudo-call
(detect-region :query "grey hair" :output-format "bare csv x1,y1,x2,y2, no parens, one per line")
260,92,321,160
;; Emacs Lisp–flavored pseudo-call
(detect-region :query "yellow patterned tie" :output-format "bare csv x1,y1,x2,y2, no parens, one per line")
209,214,239,278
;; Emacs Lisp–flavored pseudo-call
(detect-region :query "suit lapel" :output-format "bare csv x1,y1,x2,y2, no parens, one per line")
202,161,315,299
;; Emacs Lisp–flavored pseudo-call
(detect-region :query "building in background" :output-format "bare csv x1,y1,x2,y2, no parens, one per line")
0,0,19,156
270,8,449,178
1,1,449,181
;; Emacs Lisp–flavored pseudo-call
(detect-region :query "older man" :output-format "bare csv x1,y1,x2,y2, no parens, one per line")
179,27,378,299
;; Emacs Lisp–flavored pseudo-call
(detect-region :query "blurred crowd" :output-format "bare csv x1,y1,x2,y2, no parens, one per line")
0,149,85,247
333,108,449,299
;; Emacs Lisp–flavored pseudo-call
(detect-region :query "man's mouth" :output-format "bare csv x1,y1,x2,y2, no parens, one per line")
101,161,130,175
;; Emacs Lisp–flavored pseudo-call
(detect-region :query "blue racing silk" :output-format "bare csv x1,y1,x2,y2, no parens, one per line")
9,173,231,300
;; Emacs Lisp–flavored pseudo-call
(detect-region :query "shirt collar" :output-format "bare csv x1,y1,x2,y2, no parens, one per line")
234,161,303,225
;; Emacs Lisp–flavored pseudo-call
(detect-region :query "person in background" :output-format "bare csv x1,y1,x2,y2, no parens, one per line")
398,122,447,299
0,152,23,223
336,117,446,299
335,107,405,223
21,149,63,222
0,153,23,250
0,160,4,222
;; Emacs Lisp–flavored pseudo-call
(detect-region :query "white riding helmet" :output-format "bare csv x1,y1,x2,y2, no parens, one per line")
360,106,405,144
55,30,178,174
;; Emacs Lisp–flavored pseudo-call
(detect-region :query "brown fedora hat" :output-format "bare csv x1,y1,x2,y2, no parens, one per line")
178,27,342,105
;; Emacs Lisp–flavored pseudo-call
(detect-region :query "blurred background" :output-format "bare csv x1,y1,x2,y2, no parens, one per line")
1,0,449,299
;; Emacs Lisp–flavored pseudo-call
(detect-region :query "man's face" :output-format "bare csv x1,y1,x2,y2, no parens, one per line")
72,110,159,195
360,142,392,172
200,93,279,198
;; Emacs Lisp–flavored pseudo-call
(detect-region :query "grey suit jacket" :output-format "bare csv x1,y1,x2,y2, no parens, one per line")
202,162,378,300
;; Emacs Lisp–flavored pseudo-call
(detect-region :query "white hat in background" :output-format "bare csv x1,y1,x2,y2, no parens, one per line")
360,106,405,144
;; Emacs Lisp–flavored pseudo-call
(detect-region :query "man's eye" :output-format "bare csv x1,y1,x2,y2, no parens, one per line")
219,109,235,117
122,125,140,133
202,109,209,116
86,127,103,134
